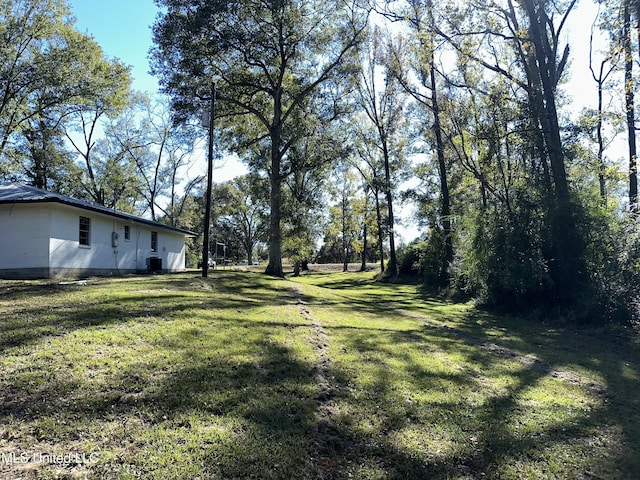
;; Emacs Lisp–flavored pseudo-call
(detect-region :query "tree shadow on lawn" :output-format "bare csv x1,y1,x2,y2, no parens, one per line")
290,272,640,477
298,272,378,291
0,275,328,478
314,307,640,479
2,272,639,478
0,272,287,353
459,312,640,477
0,324,317,479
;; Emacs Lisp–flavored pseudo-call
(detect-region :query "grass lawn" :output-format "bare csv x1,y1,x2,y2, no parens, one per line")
0,269,639,479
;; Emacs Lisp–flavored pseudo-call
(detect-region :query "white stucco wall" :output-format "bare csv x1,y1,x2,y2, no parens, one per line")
47,204,187,276
49,205,116,272
0,204,51,276
161,231,188,271
0,202,188,278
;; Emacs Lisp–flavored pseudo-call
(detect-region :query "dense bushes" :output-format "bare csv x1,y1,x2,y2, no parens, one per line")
397,227,446,285
405,185,640,325
454,202,554,310
581,209,640,324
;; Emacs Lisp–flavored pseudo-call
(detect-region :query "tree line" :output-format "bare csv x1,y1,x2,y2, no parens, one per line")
2,0,640,323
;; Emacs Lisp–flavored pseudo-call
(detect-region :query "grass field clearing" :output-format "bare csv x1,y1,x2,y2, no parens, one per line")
0,269,638,479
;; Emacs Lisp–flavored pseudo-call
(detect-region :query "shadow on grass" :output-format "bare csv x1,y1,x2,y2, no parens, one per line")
294,273,640,479
1,271,639,479
0,272,325,478
0,271,300,352
0,337,321,478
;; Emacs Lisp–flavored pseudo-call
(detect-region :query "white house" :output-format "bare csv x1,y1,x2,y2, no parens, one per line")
0,183,196,279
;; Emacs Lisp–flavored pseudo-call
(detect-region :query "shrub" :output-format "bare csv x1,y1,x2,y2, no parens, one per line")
398,228,447,286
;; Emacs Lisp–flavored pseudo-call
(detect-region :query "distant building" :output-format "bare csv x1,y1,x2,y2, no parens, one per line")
0,182,196,279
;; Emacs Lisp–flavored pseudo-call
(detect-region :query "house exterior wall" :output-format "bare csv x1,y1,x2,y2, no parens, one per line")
0,202,188,279
0,204,51,278
49,204,124,277
161,231,188,271
111,219,187,273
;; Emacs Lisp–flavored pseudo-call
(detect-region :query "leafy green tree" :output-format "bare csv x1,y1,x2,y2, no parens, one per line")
585,3,621,202
212,175,269,265
0,0,131,182
151,0,368,277
351,122,388,273
384,0,455,285
355,26,408,278
595,0,640,207
62,61,132,201
428,0,587,306
18,113,76,189
323,163,360,271
621,0,638,205
282,135,334,275
104,95,201,221
352,183,379,271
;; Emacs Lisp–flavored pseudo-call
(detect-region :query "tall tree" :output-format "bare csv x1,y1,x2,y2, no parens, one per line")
518,0,585,303
439,0,585,305
282,122,337,275
19,109,73,189
151,0,368,277
212,175,269,265
351,133,387,273
328,162,359,272
0,1,130,168
386,0,454,285
356,26,407,278
622,0,638,206
588,4,619,201
108,95,200,221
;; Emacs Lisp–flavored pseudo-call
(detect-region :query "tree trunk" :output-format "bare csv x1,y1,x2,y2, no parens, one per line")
382,138,397,277
428,38,453,285
522,0,584,304
596,68,606,201
246,234,254,266
342,192,348,272
265,93,284,277
265,147,284,276
624,0,638,206
374,187,385,273
202,84,215,278
28,120,48,190
360,220,368,272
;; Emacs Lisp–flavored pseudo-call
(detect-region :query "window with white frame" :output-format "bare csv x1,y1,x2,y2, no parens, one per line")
151,231,158,252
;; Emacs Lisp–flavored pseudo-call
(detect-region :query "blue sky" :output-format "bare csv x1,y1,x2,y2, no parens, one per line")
67,0,248,188
68,0,161,93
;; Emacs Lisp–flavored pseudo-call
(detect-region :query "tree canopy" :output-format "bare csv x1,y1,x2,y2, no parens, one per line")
151,0,369,276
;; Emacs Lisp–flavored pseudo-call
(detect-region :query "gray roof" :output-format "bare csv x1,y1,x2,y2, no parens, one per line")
0,182,196,237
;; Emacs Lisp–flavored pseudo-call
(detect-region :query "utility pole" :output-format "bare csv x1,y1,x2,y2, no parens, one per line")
202,83,215,278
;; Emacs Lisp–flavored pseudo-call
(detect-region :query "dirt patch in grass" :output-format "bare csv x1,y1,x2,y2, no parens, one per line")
294,287,343,477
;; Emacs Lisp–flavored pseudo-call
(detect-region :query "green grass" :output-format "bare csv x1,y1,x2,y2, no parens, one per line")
0,270,639,479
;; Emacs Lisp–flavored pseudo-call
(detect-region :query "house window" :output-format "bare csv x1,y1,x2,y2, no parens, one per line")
124,225,130,241
79,216,91,246
151,231,158,253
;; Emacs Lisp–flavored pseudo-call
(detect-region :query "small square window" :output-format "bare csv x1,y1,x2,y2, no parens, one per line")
79,216,91,246
151,231,158,253
124,225,130,241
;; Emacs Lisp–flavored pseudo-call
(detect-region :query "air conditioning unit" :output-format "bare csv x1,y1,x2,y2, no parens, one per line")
146,257,162,273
